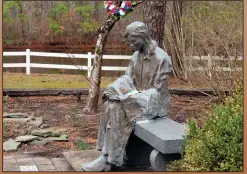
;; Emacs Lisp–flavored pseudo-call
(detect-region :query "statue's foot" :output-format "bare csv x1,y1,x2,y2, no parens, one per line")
81,155,111,172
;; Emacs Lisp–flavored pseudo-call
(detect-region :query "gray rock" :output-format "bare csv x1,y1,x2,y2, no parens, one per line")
44,134,68,141
16,135,39,142
31,129,53,137
28,117,43,127
3,113,29,118
37,137,43,141
31,128,61,137
3,139,21,151
3,117,31,123
29,140,48,146
51,130,61,137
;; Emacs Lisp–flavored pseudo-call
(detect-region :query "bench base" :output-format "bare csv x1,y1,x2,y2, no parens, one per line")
125,134,182,171
124,133,153,166
150,149,181,171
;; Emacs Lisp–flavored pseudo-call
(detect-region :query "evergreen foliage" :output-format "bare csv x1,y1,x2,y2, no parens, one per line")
168,84,243,171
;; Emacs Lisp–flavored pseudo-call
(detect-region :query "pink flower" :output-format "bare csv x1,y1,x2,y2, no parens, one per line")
108,1,113,6
110,7,118,14
125,1,132,7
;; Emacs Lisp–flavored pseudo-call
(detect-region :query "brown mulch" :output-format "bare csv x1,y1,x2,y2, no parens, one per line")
3,93,213,157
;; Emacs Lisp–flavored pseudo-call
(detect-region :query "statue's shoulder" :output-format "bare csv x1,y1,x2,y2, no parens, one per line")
154,47,170,62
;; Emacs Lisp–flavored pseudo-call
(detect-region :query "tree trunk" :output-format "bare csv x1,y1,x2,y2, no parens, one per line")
169,1,187,80
17,2,27,43
83,1,144,114
83,15,120,114
144,1,166,49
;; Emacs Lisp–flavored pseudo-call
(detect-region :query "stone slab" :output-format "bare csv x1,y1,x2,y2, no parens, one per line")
29,117,43,127
3,163,21,171
4,158,17,164
31,129,53,137
3,117,31,123
37,164,56,171
16,135,38,142
31,128,61,137
20,165,39,171
3,113,28,118
51,158,74,171
3,156,15,160
134,118,185,154
3,139,21,151
63,150,101,171
16,158,36,165
43,134,68,141
33,157,53,165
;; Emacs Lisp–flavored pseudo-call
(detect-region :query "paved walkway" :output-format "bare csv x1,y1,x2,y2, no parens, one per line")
3,150,152,172
3,154,74,172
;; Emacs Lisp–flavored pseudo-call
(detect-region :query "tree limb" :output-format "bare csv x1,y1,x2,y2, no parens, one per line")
132,1,144,7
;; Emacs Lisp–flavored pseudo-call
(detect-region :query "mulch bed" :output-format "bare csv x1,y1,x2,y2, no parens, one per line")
3,94,213,157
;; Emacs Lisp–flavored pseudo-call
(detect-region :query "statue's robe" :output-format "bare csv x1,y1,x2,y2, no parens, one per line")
96,46,172,166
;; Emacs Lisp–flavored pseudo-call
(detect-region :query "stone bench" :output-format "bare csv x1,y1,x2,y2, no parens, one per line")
125,117,185,171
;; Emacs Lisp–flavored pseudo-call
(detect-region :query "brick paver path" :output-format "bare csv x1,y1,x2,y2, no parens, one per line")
3,154,74,171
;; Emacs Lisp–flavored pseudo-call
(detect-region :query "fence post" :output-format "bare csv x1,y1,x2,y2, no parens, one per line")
208,54,212,79
87,52,92,77
26,49,31,75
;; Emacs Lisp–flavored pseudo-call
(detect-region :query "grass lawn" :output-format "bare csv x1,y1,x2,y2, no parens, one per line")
3,73,115,89
3,72,212,89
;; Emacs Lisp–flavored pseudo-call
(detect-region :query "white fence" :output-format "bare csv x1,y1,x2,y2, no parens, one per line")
3,49,243,77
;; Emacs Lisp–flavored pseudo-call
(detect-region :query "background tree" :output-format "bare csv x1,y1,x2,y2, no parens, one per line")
165,1,242,94
48,2,69,42
46,2,100,44
164,1,187,80
143,1,166,49
143,1,187,80
3,1,29,44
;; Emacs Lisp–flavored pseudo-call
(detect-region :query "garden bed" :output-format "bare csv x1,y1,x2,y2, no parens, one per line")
3,94,213,157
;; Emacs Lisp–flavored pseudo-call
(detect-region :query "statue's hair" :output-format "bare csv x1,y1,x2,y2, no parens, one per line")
124,21,157,54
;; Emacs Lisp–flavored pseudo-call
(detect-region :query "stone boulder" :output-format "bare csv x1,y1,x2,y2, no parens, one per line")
3,139,21,151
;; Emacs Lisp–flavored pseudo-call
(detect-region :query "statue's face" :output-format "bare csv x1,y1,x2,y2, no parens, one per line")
126,35,145,51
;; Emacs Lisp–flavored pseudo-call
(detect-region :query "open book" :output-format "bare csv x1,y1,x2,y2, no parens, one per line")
103,75,138,100
103,75,164,120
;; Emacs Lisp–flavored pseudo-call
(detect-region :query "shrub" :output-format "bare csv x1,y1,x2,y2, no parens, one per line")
76,140,88,150
168,84,243,171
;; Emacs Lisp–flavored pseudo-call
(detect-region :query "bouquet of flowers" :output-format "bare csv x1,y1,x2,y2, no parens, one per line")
105,1,133,16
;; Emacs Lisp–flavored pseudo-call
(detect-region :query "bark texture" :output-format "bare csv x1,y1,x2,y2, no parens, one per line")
144,1,166,49
83,2,144,114
167,1,187,80
83,16,120,114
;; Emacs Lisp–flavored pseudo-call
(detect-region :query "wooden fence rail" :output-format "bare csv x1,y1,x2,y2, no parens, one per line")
3,49,243,77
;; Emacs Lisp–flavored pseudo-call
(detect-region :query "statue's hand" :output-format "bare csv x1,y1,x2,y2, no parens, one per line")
103,90,120,101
